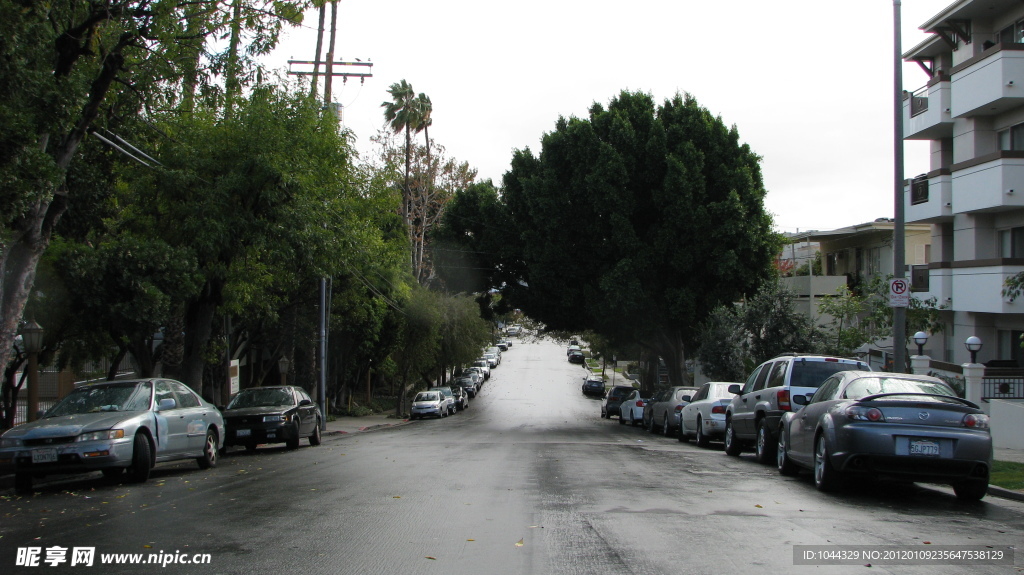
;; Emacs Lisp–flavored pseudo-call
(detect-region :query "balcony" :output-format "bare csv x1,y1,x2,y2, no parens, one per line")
950,44,1024,118
950,260,1024,313
903,76,952,139
905,170,953,223
951,152,1024,213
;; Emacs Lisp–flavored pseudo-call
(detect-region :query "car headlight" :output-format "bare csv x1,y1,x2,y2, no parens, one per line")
77,429,125,442
1,437,23,448
263,414,286,422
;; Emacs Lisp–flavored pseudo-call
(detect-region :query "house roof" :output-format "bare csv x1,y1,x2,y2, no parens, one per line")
788,219,930,244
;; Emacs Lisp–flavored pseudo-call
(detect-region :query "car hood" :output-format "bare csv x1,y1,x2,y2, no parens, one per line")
223,406,291,417
4,412,137,439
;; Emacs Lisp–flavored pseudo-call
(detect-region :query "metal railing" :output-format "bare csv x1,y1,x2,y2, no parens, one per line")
910,175,929,205
981,376,1024,401
910,87,929,117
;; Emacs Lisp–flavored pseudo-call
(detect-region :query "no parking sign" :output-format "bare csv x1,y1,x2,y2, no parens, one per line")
888,278,910,308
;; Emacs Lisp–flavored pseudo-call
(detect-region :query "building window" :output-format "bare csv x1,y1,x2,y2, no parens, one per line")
998,122,1024,151
867,247,881,276
911,175,929,205
999,227,1024,257
999,21,1024,44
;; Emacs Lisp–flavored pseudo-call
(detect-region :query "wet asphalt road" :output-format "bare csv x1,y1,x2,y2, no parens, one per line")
2,338,1024,575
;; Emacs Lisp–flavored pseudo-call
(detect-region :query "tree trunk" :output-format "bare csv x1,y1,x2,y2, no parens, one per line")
177,280,223,394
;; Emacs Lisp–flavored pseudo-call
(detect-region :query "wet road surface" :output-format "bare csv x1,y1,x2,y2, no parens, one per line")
2,338,1023,574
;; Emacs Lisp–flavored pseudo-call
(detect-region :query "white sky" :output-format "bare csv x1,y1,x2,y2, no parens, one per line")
263,0,952,234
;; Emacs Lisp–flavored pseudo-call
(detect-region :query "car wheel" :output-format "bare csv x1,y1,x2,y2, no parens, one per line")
695,417,709,447
631,412,640,427
814,434,840,492
309,419,322,446
647,415,656,434
723,420,742,456
14,472,33,493
128,433,152,483
777,428,798,476
286,422,301,450
619,410,626,425
953,480,988,501
662,416,671,437
601,408,607,419
196,428,218,469
678,418,690,443
754,419,774,465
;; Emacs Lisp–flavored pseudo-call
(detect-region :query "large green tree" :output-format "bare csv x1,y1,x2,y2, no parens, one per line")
444,91,780,386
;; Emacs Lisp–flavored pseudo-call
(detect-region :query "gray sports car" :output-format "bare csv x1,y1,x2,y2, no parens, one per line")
777,371,992,501
0,378,224,493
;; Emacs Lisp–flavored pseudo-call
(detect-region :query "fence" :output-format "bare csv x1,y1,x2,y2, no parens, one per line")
981,376,1024,401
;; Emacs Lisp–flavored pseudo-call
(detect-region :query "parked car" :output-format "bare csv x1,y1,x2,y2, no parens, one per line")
776,371,992,500
468,363,490,381
450,384,469,411
568,350,586,364
455,376,478,398
618,389,648,426
679,382,738,447
644,386,697,436
601,386,635,419
0,378,224,493
502,339,513,349
566,344,582,356
430,386,457,415
582,376,606,397
725,354,870,463
410,391,446,419
483,353,499,368
497,341,509,351
669,387,700,435
486,347,503,364
222,385,323,451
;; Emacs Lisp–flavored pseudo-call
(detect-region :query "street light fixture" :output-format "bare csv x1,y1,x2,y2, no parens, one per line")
278,356,290,386
913,331,928,356
965,336,983,364
20,320,44,422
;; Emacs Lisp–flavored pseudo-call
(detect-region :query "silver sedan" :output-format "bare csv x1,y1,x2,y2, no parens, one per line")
776,371,992,501
678,382,737,447
0,378,224,493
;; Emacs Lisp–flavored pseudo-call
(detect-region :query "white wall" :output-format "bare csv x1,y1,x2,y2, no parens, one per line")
990,399,1024,449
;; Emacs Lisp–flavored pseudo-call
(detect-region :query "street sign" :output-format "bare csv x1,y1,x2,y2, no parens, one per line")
889,278,910,308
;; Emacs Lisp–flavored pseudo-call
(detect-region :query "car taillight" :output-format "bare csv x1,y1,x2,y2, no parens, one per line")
674,405,684,413
711,405,726,415
635,400,644,407
777,389,791,412
846,406,884,422
963,413,989,429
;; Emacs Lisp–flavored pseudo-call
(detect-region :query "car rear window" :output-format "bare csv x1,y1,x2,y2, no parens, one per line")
790,360,866,389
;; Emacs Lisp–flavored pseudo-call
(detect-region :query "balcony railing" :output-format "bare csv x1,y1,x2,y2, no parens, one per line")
910,87,928,117
910,175,929,205
981,376,1024,401
911,264,930,291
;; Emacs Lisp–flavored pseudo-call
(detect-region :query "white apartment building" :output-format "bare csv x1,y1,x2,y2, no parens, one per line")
903,0,1024,366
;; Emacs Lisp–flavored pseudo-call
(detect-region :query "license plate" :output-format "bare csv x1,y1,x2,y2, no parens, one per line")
236,429,251,437
266,433,276,439
31,448,58,464
910,439,940,456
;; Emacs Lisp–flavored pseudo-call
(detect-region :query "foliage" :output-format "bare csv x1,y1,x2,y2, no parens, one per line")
439,91,781,386
816,285,871,357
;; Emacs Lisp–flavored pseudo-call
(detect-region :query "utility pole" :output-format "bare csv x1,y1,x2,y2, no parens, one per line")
893,0,908,373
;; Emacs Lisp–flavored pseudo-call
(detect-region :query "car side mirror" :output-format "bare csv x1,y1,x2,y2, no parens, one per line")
157,398,176,411
299,399,313,406
681,395,692,403
728,384,742,395
792,394,809,406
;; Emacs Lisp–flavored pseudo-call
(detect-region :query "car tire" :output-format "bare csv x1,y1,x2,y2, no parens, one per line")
723,420,742,456
678,419,690,443
631,413,640,427
952,480,988,501
286,422,301,450
14,472,33,493
662,416,671,437
196,428,218,469
814,434,839,492
754,419,774,465
128,433,152,483
309,420,322,446
619,411,626,425
647,415,656,434
695,417,710,447
777,428,798,476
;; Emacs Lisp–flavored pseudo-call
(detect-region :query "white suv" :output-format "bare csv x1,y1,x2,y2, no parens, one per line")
724,354,870,463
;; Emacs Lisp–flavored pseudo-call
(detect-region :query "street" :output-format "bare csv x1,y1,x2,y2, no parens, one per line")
2,337,1023,574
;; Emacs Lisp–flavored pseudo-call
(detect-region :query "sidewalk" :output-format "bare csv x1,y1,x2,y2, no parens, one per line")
323,413,409,436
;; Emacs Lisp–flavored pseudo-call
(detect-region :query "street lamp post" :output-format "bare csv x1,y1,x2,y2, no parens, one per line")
965,336,983,364
278,356,290,386
913,331,929,356
21,321,44,422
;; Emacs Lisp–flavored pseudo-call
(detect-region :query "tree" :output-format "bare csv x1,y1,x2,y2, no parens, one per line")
381,80,420,239
816,285,871,357
0,0,307,384
444,91,780,386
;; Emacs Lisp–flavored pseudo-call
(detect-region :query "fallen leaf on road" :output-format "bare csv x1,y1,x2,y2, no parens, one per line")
393,496,401,499
467,539,475,542
754,504,763,508
515,539,524,547
425,556,436,560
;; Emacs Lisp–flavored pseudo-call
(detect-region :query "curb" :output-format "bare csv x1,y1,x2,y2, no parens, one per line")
324,419,410,436
987,485,1024,503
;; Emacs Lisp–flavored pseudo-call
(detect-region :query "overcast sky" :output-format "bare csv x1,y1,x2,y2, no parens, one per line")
263,0,951,234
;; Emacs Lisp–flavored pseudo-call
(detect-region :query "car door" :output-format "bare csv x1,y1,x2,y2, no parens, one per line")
153,380,190,456
681,384,709,434
790,375,843,464
734,362,772,437
169,381,210,454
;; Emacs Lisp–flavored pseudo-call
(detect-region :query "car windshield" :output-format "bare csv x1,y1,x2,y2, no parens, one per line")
415,393,438,402
46,382,152,417
844,377,956,400
790,360,867,388
609,388,632,398
227,388,295,409
710,383,735,399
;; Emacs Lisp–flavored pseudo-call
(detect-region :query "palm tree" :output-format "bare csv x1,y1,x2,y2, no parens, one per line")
381,80,419,236
413,93,433,282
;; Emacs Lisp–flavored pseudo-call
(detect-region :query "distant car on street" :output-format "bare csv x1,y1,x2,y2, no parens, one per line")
568,350,586,364
582,376,606,397
601,386,635,419
410,391,446,419
223,385,322,452
618,389,649,426
678,382,737,446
